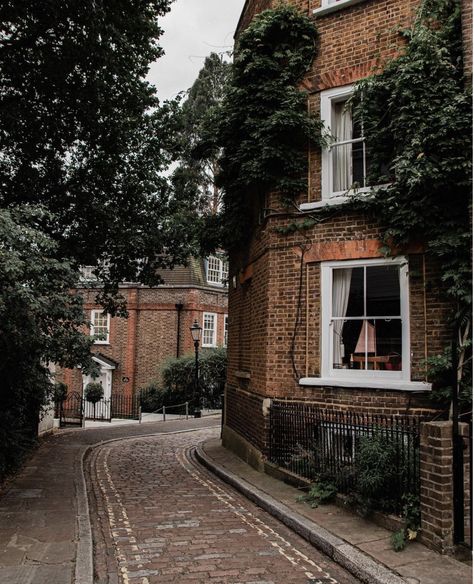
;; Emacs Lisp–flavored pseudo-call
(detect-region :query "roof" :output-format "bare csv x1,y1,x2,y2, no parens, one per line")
157,257,207,287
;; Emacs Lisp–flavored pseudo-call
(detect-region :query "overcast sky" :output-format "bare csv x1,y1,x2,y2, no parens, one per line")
148,0,245,102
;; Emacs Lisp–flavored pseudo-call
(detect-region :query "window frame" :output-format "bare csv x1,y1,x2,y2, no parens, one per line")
223,314,229,348
202,312,217,348
320,257,410,382
206,255,228,287
321,84,370,201
90,310,111,345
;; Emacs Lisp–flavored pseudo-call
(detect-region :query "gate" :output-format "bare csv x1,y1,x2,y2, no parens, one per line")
58,391,83,427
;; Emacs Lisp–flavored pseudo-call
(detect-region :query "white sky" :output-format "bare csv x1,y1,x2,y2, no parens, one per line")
148,0,245,102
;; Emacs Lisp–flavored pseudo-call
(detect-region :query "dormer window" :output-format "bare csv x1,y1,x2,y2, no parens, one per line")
206,255,228,286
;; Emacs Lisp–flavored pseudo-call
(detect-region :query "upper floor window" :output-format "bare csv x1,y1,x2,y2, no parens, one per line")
321,85,368,199
321,258,409,381
206,255,228,286
90,310,110,344
80,266,98,282
202,313,217,347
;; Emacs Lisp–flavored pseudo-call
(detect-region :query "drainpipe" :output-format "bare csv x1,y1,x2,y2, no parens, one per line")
175,303,184,358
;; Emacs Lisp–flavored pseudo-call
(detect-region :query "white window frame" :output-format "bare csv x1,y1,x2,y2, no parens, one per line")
90,310,111,345
320,84,371,202
223,314,229,348
206,255,228,287
320,257,410,383
202,312,217,348
314,0,368,17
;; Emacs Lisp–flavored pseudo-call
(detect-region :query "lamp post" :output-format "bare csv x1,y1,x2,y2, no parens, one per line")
190,320,202,418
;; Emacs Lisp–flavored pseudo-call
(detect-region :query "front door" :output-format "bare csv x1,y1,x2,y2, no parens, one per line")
83,367,112,420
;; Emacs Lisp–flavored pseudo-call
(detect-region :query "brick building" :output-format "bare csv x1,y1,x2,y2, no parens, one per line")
223,0,471,533
60,256,228,402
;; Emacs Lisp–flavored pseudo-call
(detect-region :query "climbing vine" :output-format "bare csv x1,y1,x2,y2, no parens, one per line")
215,4,323,248
346,0,472,404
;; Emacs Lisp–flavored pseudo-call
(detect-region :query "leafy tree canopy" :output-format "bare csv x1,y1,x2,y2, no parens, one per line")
0,0,198,313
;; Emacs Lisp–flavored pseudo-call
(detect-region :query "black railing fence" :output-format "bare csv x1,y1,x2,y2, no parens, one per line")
269,401,423,514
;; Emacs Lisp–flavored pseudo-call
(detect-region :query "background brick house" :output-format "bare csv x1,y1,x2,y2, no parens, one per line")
223,0,472,553
60,256,228,402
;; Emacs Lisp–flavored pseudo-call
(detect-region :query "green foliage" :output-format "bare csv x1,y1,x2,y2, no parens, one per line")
391,529,407,552
0,206,94,482
0,0,201,313
53,382,68,403
297,479,337,508
213,5,323,248
84,382,104,404
390,494,420,551
345,0,472,405
140,348,227,411
351,431,399,515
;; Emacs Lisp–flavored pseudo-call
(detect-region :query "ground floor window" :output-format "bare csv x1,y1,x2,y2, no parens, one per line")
202,312,217,347
321,257,409,380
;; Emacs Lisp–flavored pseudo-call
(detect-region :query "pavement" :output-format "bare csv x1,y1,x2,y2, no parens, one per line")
0,419,471,584
197,438,472,584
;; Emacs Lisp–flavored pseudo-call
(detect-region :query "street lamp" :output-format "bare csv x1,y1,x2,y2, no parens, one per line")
190,320,202,418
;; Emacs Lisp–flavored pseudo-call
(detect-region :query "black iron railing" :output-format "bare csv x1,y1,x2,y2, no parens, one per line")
269,401,423,514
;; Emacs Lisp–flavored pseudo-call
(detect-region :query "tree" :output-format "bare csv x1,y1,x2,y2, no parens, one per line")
174,53,232,216
0,207,94,480
0,1,200,479
0,0,198,313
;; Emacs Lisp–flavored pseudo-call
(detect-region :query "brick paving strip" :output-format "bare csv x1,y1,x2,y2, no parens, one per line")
87,428,360,584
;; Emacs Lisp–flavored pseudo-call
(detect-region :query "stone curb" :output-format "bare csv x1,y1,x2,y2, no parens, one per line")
74,424,219,584
194,444,408,584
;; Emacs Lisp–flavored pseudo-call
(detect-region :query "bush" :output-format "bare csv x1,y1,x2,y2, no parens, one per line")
53,382,68,403
160,347,226,408
139,383,167,413
84,382,103,404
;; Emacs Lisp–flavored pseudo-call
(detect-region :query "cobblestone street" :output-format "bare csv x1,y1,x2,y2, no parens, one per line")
86,427,359,584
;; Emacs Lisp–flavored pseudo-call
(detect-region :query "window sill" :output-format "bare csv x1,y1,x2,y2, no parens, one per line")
299,377,432,392
235,370,251,380
300,187,375,212
313,0,369,18
93,341,110,346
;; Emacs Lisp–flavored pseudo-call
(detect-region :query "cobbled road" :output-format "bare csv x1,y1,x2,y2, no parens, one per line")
86,426,359,584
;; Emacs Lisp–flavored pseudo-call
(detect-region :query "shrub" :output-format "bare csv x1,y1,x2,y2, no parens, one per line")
53,382,68,403
139,383,167,413
160,348,226,408
84,382,103,404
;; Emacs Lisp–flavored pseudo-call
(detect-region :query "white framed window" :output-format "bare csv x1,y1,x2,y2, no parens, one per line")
321,84,368,200
224,315,228,347
80,266,98,282
206,255,228,286
90,310,110,344
321,257,410,381
202,312,217,347
315,0,368,16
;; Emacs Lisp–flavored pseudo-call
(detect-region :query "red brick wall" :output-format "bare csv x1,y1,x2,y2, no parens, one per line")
58,285,228,397
225,0,455,456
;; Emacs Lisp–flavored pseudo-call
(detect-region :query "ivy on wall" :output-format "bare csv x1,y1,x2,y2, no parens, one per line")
215,4,323,248
347,0,472,404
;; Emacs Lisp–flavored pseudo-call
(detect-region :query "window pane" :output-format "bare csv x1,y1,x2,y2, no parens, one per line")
352,141,364,187
333,318,402,371
344,267,364,317
366,266,400,316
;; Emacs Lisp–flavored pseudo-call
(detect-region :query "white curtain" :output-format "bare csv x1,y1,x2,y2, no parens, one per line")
332,268,352,367
333,101,352,192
